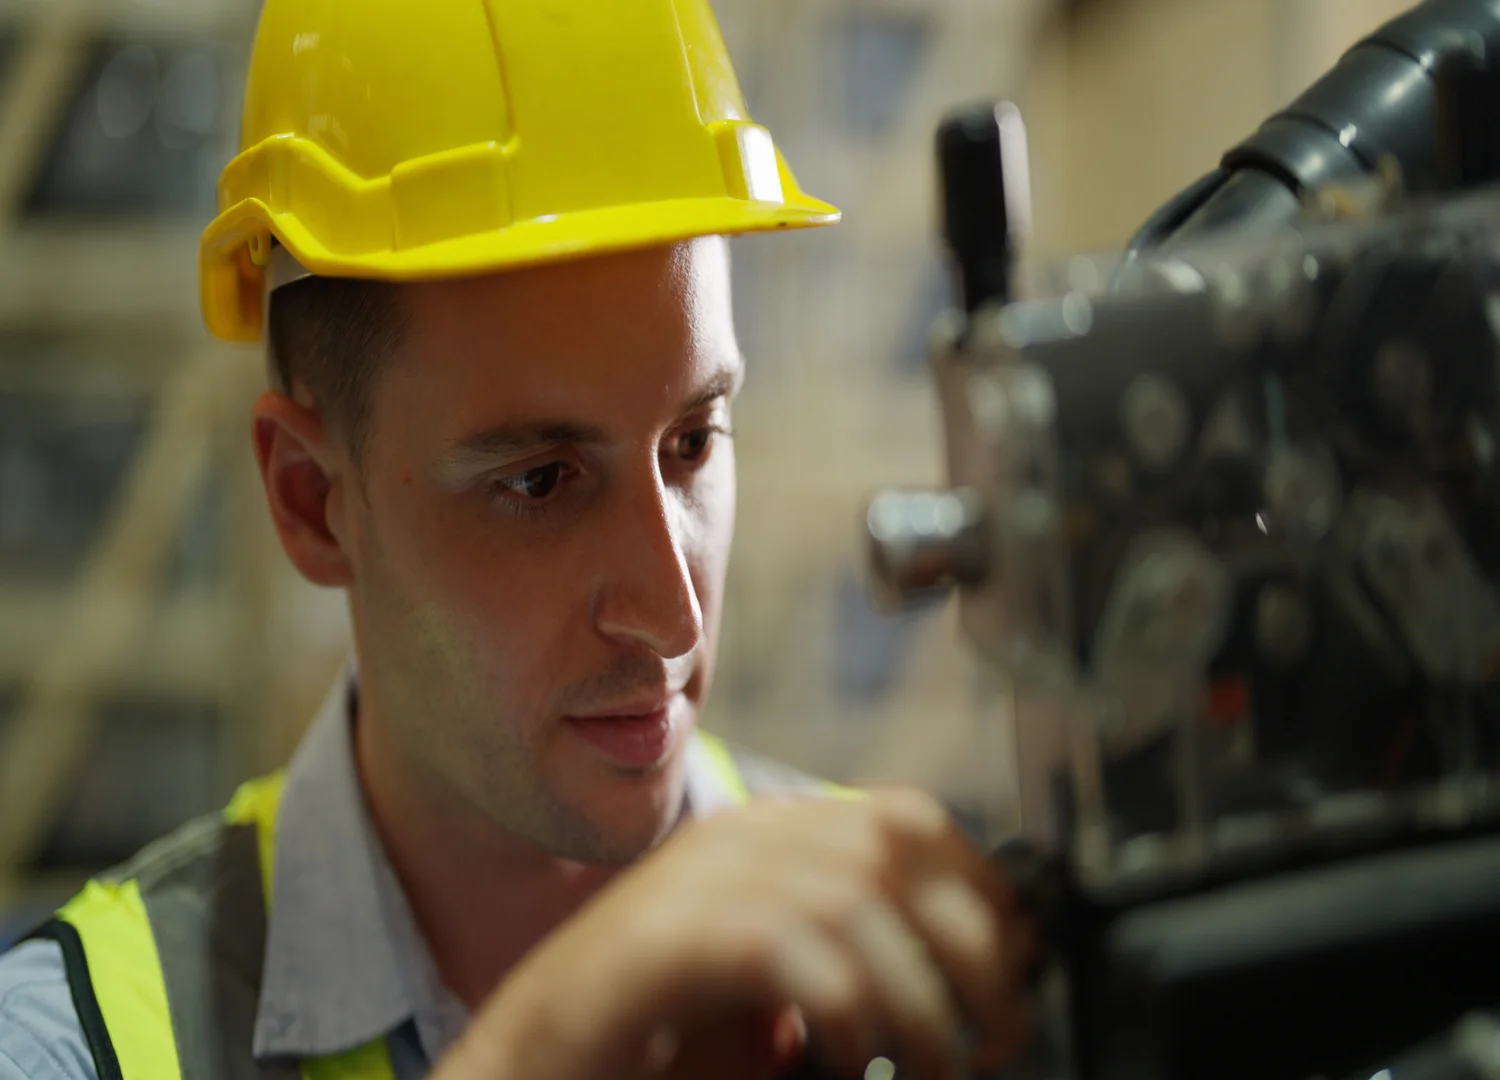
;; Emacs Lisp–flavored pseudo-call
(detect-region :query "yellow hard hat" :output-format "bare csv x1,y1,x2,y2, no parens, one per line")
200,0,840,343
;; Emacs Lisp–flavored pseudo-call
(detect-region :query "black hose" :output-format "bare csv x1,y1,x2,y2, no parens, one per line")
1132,0,1500,254
1120,168,1229,268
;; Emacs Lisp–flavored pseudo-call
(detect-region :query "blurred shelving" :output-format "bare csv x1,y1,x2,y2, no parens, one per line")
0,0,278,912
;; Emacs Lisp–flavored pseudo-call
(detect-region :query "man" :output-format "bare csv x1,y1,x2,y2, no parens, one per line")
0,2,1033,1078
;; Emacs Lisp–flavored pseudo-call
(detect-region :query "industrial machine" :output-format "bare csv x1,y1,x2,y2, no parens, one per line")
862,1,1500,1077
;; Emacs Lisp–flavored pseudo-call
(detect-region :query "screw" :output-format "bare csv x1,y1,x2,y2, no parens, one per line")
1095,453,1134,501
1211,267,1262,349
1256,584,1313,668
1264,448,1342,543
1468,416,1497,469
1122,373,1190,472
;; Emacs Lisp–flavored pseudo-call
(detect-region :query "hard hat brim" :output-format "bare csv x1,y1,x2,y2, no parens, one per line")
201,189,840,343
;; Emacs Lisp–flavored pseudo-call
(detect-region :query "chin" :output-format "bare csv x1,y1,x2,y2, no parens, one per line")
598,767,686,845
542,753,688,865
561,808,680,866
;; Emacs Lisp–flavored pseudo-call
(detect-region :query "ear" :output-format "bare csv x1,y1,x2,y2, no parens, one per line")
251,390,356,588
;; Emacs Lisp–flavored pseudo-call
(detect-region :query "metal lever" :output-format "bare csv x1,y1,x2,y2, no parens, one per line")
938,102,1030,313
866,490,988,613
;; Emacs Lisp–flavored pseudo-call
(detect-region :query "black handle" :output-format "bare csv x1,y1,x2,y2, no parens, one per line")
938,102,1030,313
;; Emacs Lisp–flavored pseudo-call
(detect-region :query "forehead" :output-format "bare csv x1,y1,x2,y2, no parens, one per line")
377,238,738,437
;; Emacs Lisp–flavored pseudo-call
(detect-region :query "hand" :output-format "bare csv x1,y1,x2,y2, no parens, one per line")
435,789,1035,1080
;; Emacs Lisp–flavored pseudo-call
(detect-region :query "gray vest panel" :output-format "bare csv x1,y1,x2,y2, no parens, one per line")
110,814,299,1080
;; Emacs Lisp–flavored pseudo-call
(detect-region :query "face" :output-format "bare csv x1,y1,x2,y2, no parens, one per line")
340,238,740,864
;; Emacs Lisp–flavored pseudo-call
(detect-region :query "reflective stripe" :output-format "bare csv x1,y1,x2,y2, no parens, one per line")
695,731,751,806
303,1040,398,1080
56,880,184,1080
824,782,865,800
224,770,288,905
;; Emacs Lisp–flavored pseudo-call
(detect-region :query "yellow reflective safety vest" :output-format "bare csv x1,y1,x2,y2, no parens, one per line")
22,733,837,1080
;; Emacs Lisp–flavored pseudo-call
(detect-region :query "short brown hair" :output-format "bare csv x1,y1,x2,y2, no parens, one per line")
268,276,406,460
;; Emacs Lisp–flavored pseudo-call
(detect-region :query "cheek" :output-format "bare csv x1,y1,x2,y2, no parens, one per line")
383,488,576,678
687,446,737,613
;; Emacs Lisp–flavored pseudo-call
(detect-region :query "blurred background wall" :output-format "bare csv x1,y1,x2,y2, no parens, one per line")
0,0,1420,941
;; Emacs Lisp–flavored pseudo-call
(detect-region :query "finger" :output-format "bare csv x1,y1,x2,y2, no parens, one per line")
663,1008,788,1080
870,790,1025,935
931,828,1040,977
768,921,881,1076
882,796,1022,911
867,798,1035,1045
868,789,956,855
903,874,1030,1046
771,1006,809,1069
972,993,1036,1073
641,1026,680,1075
843,900,964,1080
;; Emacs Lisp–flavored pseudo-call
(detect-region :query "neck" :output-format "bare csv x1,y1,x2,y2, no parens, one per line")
352,699,618,1010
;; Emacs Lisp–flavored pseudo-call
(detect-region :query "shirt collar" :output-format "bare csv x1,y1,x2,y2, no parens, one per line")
253,676,458,1061
253,672,738,1064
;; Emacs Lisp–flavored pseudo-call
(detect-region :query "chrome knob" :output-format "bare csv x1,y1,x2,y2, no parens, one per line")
865,489,988,613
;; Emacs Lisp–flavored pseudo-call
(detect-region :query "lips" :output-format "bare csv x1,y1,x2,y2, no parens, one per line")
565,696,681,769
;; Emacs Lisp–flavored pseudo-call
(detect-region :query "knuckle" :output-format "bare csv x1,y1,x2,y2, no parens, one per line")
783,943,864,1019
811,880,868,929
819,963,865,1018
721,917,784,990
841,830,891,884
877,787,952,842
916,879,1003,966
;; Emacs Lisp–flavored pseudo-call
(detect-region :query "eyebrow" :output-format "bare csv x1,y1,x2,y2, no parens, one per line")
443,422,610,471
435,364,744,480
681,367,742,416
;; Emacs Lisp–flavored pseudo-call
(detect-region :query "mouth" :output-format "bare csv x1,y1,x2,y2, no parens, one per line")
564,694,685,770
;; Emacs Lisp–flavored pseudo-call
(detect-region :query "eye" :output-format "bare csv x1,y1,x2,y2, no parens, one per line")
672,423,732,465
676,427,714,462
495,462,568,501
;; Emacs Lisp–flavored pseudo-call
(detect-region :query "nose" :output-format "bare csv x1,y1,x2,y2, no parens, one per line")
594,472,704,661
